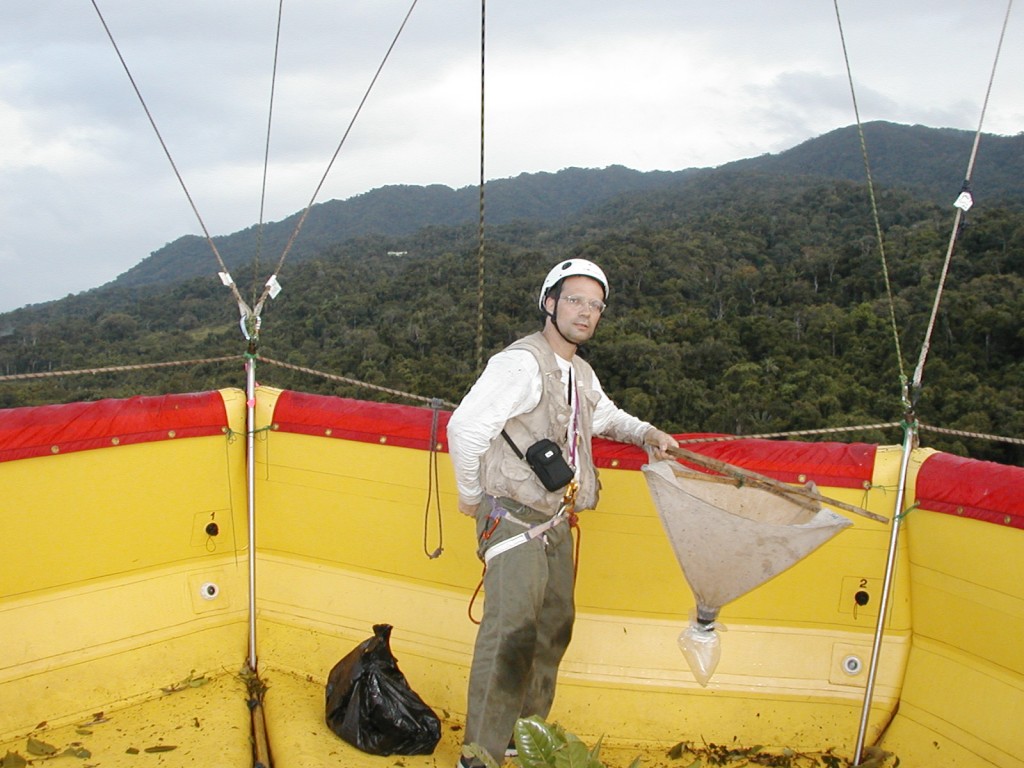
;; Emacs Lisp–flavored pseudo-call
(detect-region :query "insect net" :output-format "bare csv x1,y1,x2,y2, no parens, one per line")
642,460,852,685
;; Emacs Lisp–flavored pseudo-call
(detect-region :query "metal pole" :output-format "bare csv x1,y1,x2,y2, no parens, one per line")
853,419,916,763
245,352,258,672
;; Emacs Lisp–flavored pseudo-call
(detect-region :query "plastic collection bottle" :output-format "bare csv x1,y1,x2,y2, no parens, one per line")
677,612,723,687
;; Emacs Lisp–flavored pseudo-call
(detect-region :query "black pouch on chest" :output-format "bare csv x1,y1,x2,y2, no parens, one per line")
502,432,574,492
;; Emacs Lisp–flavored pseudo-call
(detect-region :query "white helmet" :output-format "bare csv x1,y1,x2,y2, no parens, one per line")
538,258,609,311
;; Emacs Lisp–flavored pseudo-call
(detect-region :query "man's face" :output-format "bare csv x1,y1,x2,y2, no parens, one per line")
545,275,605,345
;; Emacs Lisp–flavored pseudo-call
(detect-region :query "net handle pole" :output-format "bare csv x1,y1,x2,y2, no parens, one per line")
665,446,888,524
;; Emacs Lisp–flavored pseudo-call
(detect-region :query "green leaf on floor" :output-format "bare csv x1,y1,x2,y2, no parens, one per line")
162,670,209,694
26,737,57,756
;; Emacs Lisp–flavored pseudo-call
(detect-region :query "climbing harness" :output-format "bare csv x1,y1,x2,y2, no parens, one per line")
482,481,579,565
482,511,567,565
467,480,581,625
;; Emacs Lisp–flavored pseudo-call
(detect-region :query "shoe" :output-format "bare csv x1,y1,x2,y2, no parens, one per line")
505,740,518,758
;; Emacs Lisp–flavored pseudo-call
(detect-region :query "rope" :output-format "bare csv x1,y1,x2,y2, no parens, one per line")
0,354,454,410
252,0,421,316
467,567,486,625
256,356,457,408
423,400,445,559
918,422,1024,447
475,0,488,373
678,422,1023,449
909,0,1014,399
253,0,287,307
0,356,239,382
832,0,908,405
89,0,249,315
93,0,422,340
226,425,276,440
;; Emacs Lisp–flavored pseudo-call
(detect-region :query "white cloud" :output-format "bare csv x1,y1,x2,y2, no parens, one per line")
0,0,1021,311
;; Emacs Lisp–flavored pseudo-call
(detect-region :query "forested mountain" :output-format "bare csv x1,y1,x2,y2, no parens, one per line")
727,122,1024,205
111,165,688,289
107,121,1022,291
1,122,1022,465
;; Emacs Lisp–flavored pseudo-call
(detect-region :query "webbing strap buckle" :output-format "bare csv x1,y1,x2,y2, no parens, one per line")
561,479,579,511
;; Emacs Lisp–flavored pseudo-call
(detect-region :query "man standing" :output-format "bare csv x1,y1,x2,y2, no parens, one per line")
447,258,678,766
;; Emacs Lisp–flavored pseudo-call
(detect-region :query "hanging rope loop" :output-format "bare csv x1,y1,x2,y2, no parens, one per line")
422,398,446,559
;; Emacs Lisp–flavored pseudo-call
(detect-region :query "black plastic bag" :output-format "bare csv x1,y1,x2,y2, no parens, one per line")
325,623,441,756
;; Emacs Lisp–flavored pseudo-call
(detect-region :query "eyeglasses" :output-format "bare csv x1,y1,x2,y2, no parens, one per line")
560,295,606,313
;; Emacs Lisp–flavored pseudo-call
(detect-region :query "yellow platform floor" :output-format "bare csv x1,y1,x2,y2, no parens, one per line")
0,673,251,767
258,669,897,768
0,667,900,768
262,667,462,768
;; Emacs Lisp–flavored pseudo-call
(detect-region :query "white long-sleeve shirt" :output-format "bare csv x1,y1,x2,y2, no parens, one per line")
447,347,652,505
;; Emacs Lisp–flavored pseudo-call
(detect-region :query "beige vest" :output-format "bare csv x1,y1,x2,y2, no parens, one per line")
479,332,601,515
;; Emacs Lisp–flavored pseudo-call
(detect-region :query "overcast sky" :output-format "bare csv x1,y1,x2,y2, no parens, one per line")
1,1,1021,313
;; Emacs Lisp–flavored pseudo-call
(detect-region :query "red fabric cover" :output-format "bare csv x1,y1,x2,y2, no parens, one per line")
272,390,451,451
272,391,876,490
6,390,1018,531
915,452,1024,530
0,391,229,462
594,434,877,489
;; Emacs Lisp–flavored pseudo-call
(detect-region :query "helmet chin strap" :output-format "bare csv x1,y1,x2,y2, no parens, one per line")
546,305,579,348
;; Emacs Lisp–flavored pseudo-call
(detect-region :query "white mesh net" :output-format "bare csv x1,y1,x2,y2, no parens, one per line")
642,460,852,685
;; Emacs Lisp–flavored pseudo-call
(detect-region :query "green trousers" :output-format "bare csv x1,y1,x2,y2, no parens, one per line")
463,498,576,765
